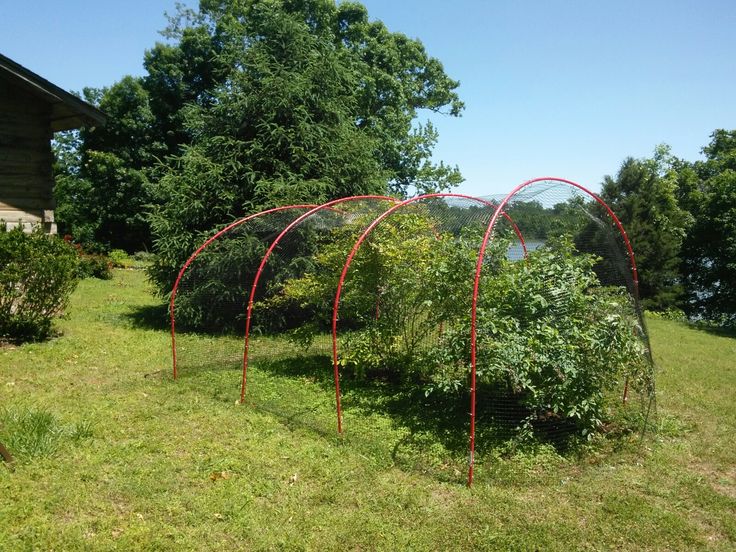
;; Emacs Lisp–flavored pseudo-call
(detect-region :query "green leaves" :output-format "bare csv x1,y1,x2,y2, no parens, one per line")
596,152,692,311
679,131,736,326
0,226,80,342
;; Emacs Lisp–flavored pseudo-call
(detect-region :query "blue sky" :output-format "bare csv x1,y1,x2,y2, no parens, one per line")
2,0,735,195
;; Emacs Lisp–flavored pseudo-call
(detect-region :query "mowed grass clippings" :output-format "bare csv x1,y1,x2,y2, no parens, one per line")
0,270,733,550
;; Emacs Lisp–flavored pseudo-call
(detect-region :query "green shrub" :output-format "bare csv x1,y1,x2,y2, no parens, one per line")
109,249,133,268
132,250,155,264
644,307,687,322
272,210,508,375
0,226,80,342
276,212,650,440
77,253,113,280
424,237,649,436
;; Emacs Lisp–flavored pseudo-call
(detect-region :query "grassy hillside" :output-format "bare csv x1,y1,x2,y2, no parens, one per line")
1,270,734,550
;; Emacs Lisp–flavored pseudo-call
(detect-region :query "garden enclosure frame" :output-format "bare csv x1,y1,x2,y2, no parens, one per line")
169,177,655,486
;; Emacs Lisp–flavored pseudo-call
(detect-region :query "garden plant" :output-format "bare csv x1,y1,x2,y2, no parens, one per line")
0,225,79,343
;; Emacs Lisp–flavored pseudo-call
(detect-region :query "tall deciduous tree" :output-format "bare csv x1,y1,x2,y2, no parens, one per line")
54,77,160,251
148,0,464,292
679,130,736,325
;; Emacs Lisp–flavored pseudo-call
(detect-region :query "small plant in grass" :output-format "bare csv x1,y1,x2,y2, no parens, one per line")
77,253,113,280
0,407,93,462
109,249,133,268
132,250,155,264
0,225,80,342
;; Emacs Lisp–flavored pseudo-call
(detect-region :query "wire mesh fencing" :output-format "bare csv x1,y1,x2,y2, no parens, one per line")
168,178,656,485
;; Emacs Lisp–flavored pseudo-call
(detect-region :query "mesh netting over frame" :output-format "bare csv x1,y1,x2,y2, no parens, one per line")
238,196,400,411
171,205,319,379
168,180,656,485
468,178,656,482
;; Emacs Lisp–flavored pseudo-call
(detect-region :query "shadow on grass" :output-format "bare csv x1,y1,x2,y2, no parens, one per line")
125,303,170,331
251,354,585,460
124,303,248,338
167,349,646,483
690,322,736,340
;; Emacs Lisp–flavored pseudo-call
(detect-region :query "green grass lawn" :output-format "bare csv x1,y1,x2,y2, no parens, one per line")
1,269,734,550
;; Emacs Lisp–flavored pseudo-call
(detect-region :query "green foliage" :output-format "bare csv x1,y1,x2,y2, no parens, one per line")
504,197,590,241
277,211,648,438
0,226,79,342
595,149,693,311
644,307,688,322
54,76,158,252
54,77,157,252
53,1,463,270
678,130,736,326
77,253,113,280
464,237,648,435
132,250,156,263
167,232,269,332
144,0,462,294
109,249,133,268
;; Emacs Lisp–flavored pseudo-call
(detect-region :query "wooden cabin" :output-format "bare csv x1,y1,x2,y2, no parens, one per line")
0,53,106,233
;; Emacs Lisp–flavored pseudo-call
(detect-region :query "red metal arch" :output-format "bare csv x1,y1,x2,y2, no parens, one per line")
169,204,320,379
467,177,641,486
331,193,527,434
239,195,400,403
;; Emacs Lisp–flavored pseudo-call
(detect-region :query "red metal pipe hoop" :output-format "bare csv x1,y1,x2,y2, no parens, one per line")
169,204,320,379
239,195,400,404
466,177,640,487
331,194,527,435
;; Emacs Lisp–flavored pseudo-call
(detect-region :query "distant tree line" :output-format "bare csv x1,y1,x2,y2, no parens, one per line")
51,1,736,327
502,136,736,325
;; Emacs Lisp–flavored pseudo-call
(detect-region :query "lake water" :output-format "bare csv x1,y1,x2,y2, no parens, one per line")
507,239,543,260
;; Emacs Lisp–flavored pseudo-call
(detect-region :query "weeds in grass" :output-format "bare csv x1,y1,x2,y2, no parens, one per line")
0,407,93,462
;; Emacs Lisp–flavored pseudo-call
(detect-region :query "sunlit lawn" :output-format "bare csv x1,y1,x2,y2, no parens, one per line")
1,269,734,550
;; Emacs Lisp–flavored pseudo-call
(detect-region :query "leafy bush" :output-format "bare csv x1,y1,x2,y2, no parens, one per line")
0,226,79,342
644,307,687,322
77,254,113,280
132,250,155,263
271,210,509,375
276,214,650,439
165,221,331,334
425,237,649,436
109,249,133,268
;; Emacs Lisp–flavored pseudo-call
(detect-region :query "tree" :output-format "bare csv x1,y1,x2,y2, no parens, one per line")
596,148,692,310
148,0,465,294
54,77,159,251
679,130,736,325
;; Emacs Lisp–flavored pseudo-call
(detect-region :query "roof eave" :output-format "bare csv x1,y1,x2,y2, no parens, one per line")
0,52,107,130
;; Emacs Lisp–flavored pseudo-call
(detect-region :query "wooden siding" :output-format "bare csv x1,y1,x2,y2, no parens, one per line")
0,76,56,233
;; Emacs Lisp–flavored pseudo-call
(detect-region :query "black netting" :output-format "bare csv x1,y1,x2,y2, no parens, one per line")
474,181,655,453
169,182,656,483
172,206,317,377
